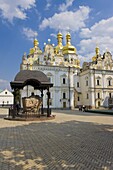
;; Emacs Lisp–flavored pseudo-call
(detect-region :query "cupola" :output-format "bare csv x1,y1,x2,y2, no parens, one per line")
62,32,76,55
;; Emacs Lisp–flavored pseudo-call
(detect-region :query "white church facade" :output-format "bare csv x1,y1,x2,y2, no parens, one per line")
20,32,113,109
0,89,14,106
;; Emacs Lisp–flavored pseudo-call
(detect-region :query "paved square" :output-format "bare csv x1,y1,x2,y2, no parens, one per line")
0,110,113,170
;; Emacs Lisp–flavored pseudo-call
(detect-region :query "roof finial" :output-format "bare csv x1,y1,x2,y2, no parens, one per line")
48,39,51,44
57,32,63,46
66,32,71,45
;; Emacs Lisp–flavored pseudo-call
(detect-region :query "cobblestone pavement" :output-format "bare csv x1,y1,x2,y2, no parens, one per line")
0,110,113,170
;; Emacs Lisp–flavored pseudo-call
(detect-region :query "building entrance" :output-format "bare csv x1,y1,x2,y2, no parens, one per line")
63,102,66,108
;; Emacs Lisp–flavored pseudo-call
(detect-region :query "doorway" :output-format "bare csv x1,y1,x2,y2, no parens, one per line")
63,102,66,108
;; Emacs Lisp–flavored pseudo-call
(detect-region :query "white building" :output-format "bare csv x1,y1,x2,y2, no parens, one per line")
79,48,113,109
0,89,14,106
20,33,113,109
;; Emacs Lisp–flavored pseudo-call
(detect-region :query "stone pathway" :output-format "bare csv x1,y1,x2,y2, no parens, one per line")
0,109,113,170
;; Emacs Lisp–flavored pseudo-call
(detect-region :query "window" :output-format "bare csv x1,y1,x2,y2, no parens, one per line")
108,80,111,86
87,93,89,99
63,92,66,99
78,96,80,101
63,78,66,84
109,93,112,98
97,80,99,85
77,82,79,87
86,80,88,86
97,93,100,98
5,92,7,94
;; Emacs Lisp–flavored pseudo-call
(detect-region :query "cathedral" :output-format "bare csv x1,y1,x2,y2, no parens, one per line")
20,32,113,109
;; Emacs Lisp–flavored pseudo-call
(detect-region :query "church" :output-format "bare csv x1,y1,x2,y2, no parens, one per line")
20,32,113,109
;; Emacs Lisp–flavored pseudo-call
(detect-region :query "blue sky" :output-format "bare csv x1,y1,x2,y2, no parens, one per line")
0,0,113,90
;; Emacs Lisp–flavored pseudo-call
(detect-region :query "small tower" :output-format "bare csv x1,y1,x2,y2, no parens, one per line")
34,38,39,48
54,32,63,54
92,46,100,62
66,32,71,46
57,32,63,47
95,46,100,56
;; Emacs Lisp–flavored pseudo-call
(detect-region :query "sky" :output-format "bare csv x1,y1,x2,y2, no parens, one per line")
0,0,113,90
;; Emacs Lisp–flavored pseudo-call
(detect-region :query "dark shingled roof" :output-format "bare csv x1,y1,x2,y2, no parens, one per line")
14,70,49,83
10,70,53,89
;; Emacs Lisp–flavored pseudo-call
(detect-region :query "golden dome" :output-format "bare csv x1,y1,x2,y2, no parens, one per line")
29,48,35,55
63,32,76,55
57,32,62,38
92,56,97,62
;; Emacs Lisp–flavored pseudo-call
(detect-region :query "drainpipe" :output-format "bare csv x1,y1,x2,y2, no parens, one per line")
93,69,96,108
68,66,71,109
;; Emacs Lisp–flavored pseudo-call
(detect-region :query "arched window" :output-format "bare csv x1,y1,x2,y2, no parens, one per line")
96,76,101,86
46,72,53,83
109,80,111,86
85,76,88,86
87,93,89,99
109,93,112,98
61,74,67,85
63,78,66,84
77,82,79,87
97,80,99,85
98,93,100,98
107,77,112,86
78,96,80,101
63,92,66,99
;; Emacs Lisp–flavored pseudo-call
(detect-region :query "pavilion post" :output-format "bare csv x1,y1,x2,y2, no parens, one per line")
13,88,16,105
11,88,17,118
41,89,44,115
47,88,50,117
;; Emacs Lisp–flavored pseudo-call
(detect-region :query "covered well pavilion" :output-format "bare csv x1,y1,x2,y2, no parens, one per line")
10,70,53,117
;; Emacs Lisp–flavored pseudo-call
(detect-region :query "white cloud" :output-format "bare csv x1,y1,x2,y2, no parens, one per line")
0,79,11,91
59,0,75,12
80,17,113,38
0,0,36,23
79,17,113,59
45,0,52,10
50,33,57,38
23,27,38,41
39,6,91,32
